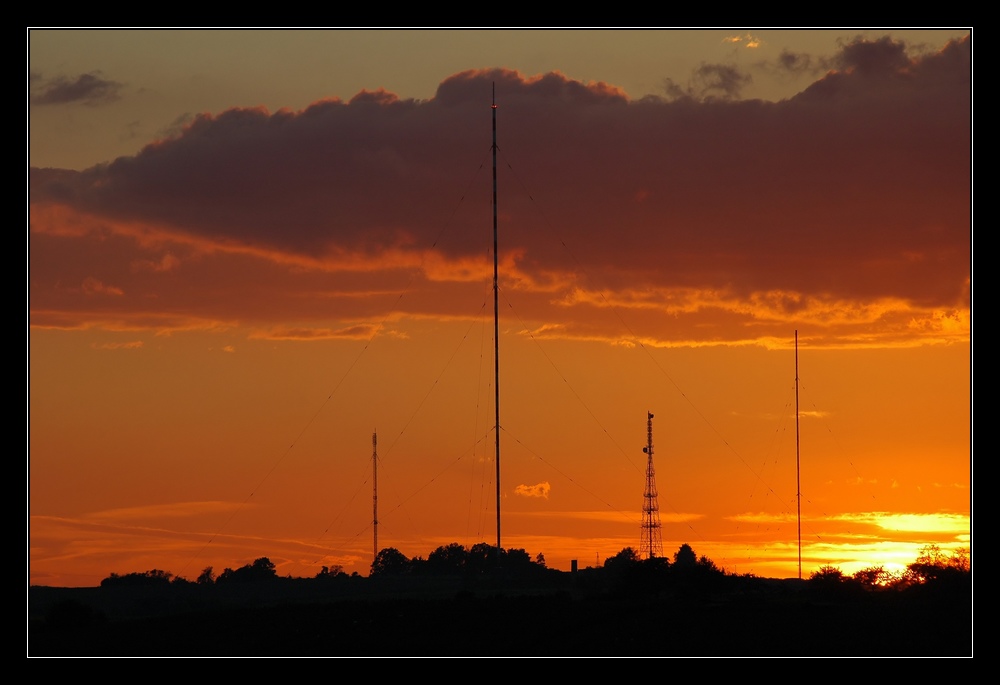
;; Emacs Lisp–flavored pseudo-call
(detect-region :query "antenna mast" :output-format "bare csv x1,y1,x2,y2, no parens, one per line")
640,412,663,559
795,331,802,580
373,430,378,562
491,84,501,557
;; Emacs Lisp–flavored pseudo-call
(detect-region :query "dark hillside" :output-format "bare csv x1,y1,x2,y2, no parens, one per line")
28,573,972,657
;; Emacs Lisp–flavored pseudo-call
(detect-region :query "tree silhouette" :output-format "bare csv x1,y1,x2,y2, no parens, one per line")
903,544,971,593
852,565,893,588
949,547,971,573
602,547,642,591
504,547,532,569
673,543,697,568
604,547,640,570
428,542,468,574
697,554,719,572
371,547,410,576
197,566,215,585
217,557,278,583
408,555,428,575
466,542,497,574
100,569,173,587
810,565,846,583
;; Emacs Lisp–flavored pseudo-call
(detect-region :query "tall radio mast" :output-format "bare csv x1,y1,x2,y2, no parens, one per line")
491,85,501,557
372,430,378,562
640,412,663,559
795,331,801,580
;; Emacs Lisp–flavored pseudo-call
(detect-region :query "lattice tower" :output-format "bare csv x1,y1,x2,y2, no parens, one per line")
640,412,663,559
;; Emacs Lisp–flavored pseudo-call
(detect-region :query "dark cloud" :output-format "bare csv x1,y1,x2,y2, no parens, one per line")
662,63,752,102
30,72,123,106
691,63,752,100
774,50,816,75
833,35,913,75
29,37,971,344
158,112,198,142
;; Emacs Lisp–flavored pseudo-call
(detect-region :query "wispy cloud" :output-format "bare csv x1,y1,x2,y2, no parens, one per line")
30,72,124,106
513,509,702,525
91,340,143,350
81,277,123,296
731,510,970,536
514,482,551,498
250,323,385,341
131,253,181,273
86,500,244,521
723,34,763,49
854,511,970,534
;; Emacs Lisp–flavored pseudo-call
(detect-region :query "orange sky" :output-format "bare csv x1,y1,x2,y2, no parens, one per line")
28,30,971,587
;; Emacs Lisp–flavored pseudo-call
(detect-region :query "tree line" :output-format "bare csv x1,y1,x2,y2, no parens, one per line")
97,541,969,595
808,544,970,592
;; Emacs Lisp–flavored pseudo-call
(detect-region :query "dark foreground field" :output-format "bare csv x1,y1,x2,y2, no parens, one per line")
28,575,972,657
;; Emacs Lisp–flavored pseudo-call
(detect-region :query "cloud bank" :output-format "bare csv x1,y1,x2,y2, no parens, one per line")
29,36,970,349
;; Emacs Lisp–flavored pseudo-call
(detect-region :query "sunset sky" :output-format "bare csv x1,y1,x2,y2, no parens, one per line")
28,28,971,587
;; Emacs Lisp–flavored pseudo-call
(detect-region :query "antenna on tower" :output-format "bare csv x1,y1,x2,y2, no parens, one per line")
372,429,378,562
640,411,663,559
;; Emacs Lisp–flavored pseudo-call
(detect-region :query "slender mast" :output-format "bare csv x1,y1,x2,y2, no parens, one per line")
492,85,501,556
795,330,801,579
373,430,378,561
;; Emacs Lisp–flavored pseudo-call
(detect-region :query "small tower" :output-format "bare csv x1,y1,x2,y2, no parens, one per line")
640,412,663,559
